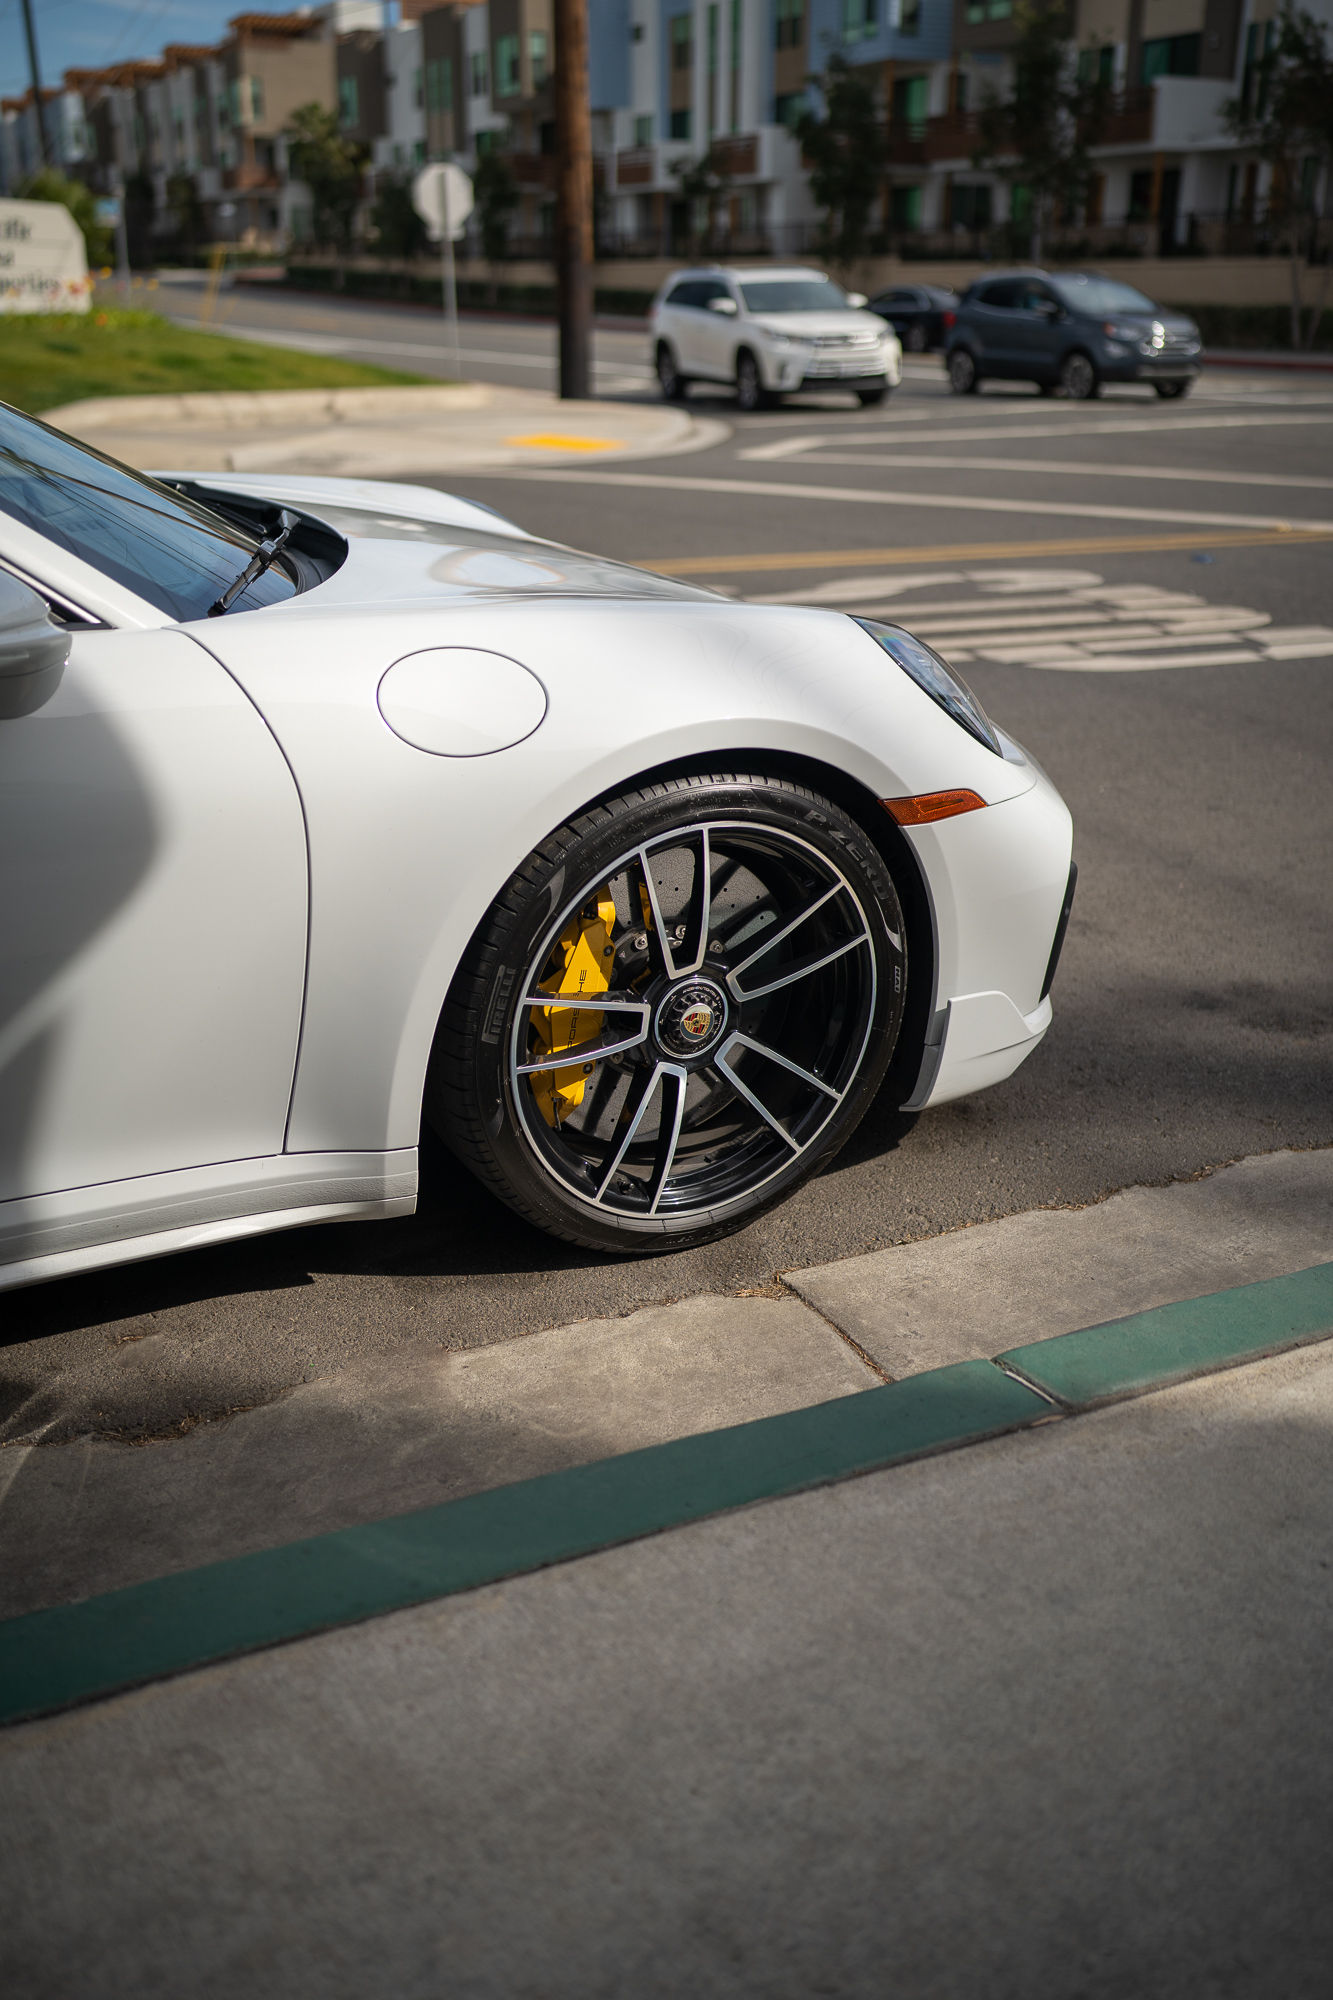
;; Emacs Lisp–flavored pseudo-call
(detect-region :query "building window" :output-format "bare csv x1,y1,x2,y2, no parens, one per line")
951,182,991,227
250,78,263,120
413,66,424,107
669,106,692,138
425,59,452,113
1141,33,1200,80
892,73,928,130
1077,44,1115,85
633,112,653,144
469,50,488,96
843,0,877,42
671,14,692,68
774,90,806,128
1127,168,1153,218
900,0,921,33
632,21,645,38
966,0,1011,18
529,30,549,85
775,0,804,47
495,33,521,96
889,183,921,229
339,75,360,128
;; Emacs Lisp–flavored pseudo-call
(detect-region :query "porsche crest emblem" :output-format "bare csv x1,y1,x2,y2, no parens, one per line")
680,1004,714,1041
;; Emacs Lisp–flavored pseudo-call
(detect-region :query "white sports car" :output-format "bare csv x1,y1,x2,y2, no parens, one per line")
0,401,1074,1290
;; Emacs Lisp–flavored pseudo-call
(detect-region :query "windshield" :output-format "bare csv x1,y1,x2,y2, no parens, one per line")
739,279,849,315
1051,275,1158,316
0,402,298,620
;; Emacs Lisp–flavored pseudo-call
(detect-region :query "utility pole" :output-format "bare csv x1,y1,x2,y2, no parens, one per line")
19,0,50,170
553,0,593,399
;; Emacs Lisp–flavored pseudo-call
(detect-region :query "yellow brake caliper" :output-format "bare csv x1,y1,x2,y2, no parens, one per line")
530,894,618,1127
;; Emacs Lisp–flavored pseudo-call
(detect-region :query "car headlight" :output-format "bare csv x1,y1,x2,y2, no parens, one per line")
855,619,1002,756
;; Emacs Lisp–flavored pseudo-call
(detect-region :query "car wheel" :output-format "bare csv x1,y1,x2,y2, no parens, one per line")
856,386,888,406
429,773,907,1254
735,349,771,412
948,348,980,395
656,343,686,401
905,322,929,353
1154,379,1192,400
1059,351,1100,400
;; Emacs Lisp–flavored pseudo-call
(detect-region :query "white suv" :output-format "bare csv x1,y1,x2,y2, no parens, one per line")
649,265,903,411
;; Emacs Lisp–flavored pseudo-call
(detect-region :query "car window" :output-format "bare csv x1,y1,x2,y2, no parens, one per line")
0,402,298,621
882,289,918,305
738,279,849,314
976,280,1023,309
1020,282,1058,311
694,279,731,307
664,280,702,308
1049,274,1158,315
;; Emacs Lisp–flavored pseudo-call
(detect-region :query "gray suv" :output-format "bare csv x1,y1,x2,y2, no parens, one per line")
945,270,1203,400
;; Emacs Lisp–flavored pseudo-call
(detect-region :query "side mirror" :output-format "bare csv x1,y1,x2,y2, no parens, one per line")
846,291,868,308
707,295,738,314
1036,299,1061,319
0,571,71,719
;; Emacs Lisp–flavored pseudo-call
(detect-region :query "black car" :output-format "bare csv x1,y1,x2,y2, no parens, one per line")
866,283,959,353
944,270,1203,400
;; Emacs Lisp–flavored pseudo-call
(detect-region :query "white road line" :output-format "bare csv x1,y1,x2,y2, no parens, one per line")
785,451,1333,492
483,467,1333,534
738,411,1333,459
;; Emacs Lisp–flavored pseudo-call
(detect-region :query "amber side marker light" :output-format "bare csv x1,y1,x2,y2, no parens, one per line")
881,790,988,827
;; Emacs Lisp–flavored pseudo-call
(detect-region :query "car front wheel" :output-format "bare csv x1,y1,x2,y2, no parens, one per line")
735,349,772,412
429,773,908,1254
948,348,980,394
1154,379,1192,399
1059,352,1100,400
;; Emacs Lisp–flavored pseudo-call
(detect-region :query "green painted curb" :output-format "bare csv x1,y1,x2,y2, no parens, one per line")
0,1358,1045,1728
1000,1260,1333,1408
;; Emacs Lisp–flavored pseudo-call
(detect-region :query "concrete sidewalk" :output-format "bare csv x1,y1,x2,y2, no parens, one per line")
4,1330,1332,1995
41,381,727,478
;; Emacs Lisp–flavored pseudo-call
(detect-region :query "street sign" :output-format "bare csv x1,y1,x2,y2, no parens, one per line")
411,163,474,242
0,198,89,314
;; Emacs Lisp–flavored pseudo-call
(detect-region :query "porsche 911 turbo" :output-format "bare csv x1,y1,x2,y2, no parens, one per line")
0,400,1074,1289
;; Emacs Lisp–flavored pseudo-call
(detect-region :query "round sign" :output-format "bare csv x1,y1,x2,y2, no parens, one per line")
411,163,475,242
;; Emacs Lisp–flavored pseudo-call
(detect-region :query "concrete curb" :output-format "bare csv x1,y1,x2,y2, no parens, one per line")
2,1259,1330,1729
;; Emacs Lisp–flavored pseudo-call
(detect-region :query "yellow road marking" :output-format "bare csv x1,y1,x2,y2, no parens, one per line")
636,527,1333,574
507,433,624,452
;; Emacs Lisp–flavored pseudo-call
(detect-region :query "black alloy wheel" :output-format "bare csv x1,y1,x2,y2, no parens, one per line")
1059,351,1100,400
1154,379,1192,399
905,322,929,353
656,343,686,401
948,348,980,395
735,350,770,412
430,773,908,1254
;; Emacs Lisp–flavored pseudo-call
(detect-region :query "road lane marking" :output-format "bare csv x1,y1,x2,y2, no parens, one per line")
485,467,1333,534
738,411,1333,458
782,451,1333,492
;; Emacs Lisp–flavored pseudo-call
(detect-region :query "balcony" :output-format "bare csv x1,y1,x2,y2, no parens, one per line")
710,133,758,178
508,153,558,191
614,147,654,187
223,163,279,192
1092,89,1153,148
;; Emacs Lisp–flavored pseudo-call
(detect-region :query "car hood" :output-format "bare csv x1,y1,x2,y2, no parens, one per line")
748,311,888,339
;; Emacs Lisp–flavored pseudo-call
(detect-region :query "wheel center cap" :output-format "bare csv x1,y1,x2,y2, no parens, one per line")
654,978,729,1060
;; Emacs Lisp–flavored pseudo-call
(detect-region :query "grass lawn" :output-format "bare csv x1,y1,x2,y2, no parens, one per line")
0,307,432,414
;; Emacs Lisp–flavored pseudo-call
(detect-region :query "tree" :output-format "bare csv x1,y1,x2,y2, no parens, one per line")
973,1,1107,263
1224,4,1333,347
284,102,368,250
473,150,519,263
368,173,429,260
795,55,884,266
669,145,735,255
18,167,113,267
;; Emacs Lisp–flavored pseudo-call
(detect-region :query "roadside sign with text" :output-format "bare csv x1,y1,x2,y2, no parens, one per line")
0,199,89,315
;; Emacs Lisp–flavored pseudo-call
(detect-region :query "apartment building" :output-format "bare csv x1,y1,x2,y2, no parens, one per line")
2,0,1326,261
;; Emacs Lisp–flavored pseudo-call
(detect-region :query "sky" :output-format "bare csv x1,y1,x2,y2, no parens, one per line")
1,0,271,102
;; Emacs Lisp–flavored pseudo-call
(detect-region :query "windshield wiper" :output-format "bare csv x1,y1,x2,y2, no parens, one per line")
208,509,299,617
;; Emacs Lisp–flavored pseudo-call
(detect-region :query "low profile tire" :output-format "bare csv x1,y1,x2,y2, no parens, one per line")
1059,351,1100,400
905,322,929,353
656,343,686,401
1154,378,1192,399
428,773,908,1255
857,386,888,406
948,348,980,395
735,349,772,412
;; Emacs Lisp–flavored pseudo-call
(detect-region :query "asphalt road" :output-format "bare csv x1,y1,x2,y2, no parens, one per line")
5,288,1332,1444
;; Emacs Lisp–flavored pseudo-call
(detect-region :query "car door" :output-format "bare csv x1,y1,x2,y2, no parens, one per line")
0,619,308,1207
686,277,737,379
969,279,1023,374
1011,279,1064,379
